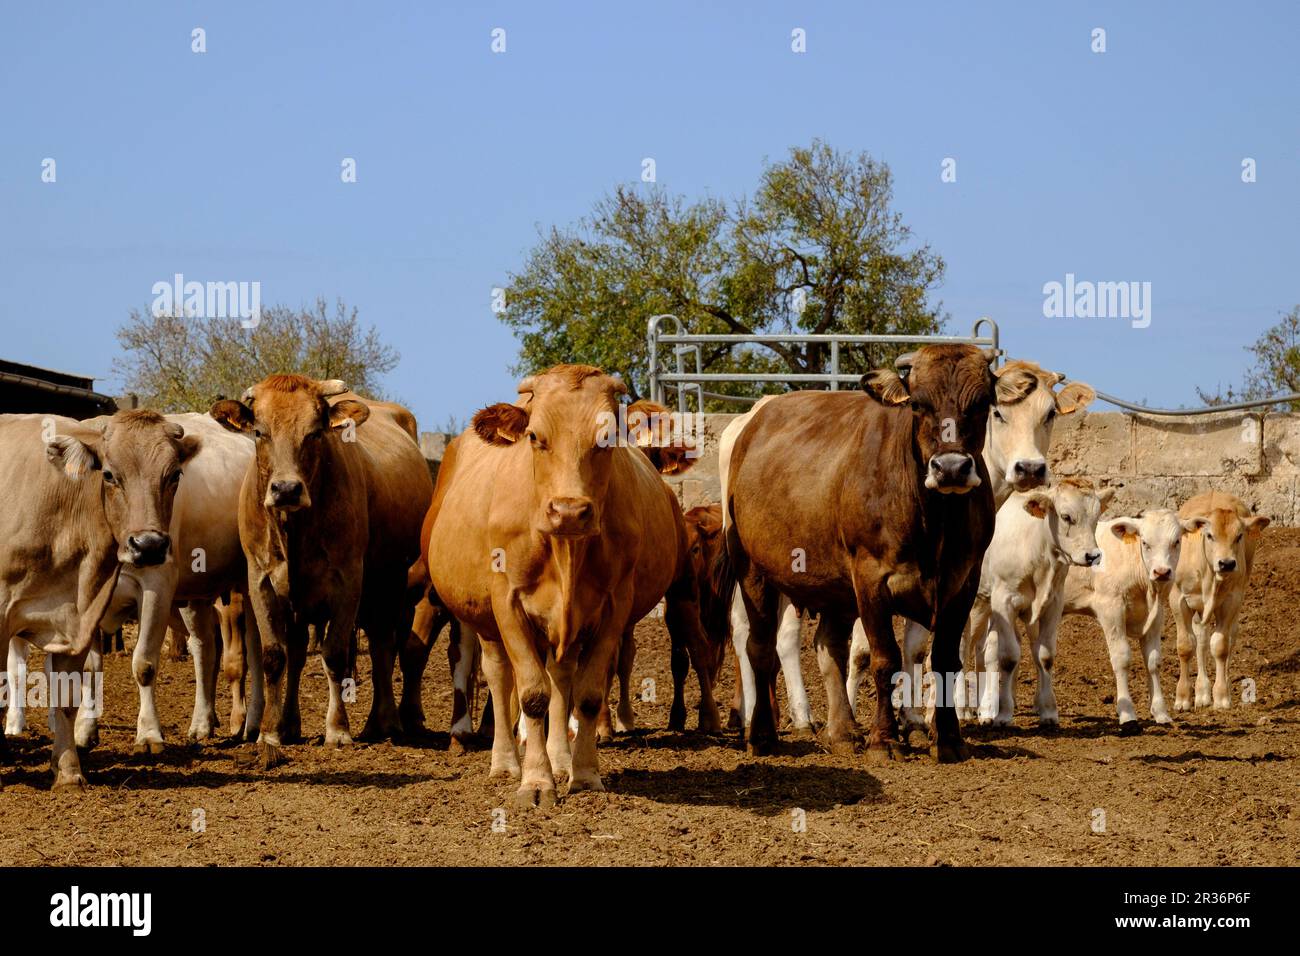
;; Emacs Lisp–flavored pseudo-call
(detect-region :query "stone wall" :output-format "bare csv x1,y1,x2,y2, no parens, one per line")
418,410,1300,524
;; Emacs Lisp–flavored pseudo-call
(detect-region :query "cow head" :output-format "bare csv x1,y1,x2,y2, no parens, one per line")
1111,509,1195,584
45,410,201,567
1021,478,1109,567
861,344,995,493
683,504,724,593
1183,507,1270,581
988,361,1095,494
472,365,682,538
209,375,369,511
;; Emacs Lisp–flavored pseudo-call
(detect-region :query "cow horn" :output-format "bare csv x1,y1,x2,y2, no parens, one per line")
894,351,917,370
517,375,537,396
981,347,1000,364
241,387,255,404
318,379,349,397
163,421,185,440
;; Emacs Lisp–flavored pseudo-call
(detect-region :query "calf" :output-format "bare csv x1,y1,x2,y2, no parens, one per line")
1170,491,1269,711
966,479,1108,726
1062,509,1190,731
425,366,715,807
211,378,432,767
681,505,740,726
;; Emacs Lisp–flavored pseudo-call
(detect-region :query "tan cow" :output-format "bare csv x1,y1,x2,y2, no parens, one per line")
0,410,201,787
425,365,712,807
1170,491,1269,711
211,377,432,767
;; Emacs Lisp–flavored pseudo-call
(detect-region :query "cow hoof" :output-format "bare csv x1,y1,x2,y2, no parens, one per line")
75,728,100,751
53,772,87,791
131,740,165,757
1118,721,1143,737
930,739,969,763
866,740,905,764
667,711,687,733
746,735,777,757
789,723,816,740
1173,698,1192,712
513,786,557,810
595,725,614,744
259,742,287,770
726,709,743,731
568,775,605,794
186,729,213,745
829,738,859,756
1153,713,1173,726
448,734,471,756
323,732,353,749
243,726,260,744
488,765,521,782
1037,719,1060,733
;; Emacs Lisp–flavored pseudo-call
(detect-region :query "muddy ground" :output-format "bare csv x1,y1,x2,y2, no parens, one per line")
1,529,1297,867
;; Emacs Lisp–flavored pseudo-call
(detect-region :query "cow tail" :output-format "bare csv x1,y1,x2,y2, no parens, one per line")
712,497,742,609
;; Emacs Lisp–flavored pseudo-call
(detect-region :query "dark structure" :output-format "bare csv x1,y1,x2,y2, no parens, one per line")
0,358,118,419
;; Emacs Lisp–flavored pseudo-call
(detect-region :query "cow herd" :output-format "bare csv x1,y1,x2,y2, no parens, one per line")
0,347,1272,809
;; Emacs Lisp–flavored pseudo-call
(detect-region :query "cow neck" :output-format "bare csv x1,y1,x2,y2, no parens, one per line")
543,533,592,663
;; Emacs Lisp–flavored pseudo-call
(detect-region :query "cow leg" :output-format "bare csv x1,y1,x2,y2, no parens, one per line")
447,618,479,752
612,624,636,734
776,597,812,734
318,609,359,747
280,622,308,744
242,606,264,742
73,645,102,750
729,587,756,729
845,618,869,721
497,600,556,808
1193,613,1213,708
665,580,722,734
219,597,247,738
955,599,990,720
132,577,174,755
1028,597,1063,726
479,636,520,778
545,650,576,784
6,636,28,735
928,574,978,763
898,621,931,732
979,593,1019,727
398,597,438,736
739,573,781,755
1209,597,1241,711
813,613,859,753
853,598,904,762
1141,607,1172,724
180,602,220,742
1171,591,1196,711
248,571,291,767
1095,604,1138,729
46,652,87,789
570,629,620,793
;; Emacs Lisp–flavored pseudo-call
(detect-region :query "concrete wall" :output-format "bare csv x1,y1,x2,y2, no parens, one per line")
419,410,1300,524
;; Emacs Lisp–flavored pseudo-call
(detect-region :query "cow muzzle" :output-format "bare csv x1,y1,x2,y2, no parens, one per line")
926,453,980,493
1150,566,1172,582
267,478,310,510
125,530,171,567
1009,458,1049,491
545,497,597,536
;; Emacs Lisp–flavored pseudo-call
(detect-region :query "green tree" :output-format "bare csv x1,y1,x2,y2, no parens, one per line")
499,140,948,403
113,297,398,411
1196,305,1300,411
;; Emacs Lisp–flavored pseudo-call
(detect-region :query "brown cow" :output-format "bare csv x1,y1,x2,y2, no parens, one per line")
0,410,201,786
720,344,997,763
425,365,715,808
211,377,432,767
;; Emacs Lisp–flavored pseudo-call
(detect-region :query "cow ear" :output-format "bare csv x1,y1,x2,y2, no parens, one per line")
329,399,370,430
1109,519,1140,541
1182,515,1209,534
993,367,1038,405
644,443,697,476
472,403,530,446
1055,381,1096,415
626,399,672,447
861,369,909,406
46,433,102,478
210,399,254,434
1245,515,1271,536
1097,487,1115,512
1022,492,1053,519
177,434,202,463
318,379,349,397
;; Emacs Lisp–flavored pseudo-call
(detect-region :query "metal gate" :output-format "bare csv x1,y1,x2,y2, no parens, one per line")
646,314,1001,413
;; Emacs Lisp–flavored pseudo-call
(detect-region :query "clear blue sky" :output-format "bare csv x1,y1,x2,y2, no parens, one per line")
2,1,1297,426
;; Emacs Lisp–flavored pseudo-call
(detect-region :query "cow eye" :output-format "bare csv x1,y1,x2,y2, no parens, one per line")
992,409,1005,423
102,470,117,486
1062,514,1074,525
168,470,182,484
253,426,267,440
1045,408,1057,422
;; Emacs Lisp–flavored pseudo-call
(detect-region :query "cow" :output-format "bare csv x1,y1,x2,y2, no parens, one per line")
1170,491,1269,711
717,398,814,735
401,437,487,751
210,377,432,767
719,344,998,762
424,365,714,807
680,505,736,723
963,478,1108,726
1062,508,1191,731
0,410,203,787
848,360,1096,726
4,412,259,752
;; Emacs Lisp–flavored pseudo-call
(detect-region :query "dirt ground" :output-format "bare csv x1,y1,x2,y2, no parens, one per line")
2,529,1297,867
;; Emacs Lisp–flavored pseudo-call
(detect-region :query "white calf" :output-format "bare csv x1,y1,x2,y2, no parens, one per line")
968,479,1108,726
1063,509,1190,731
